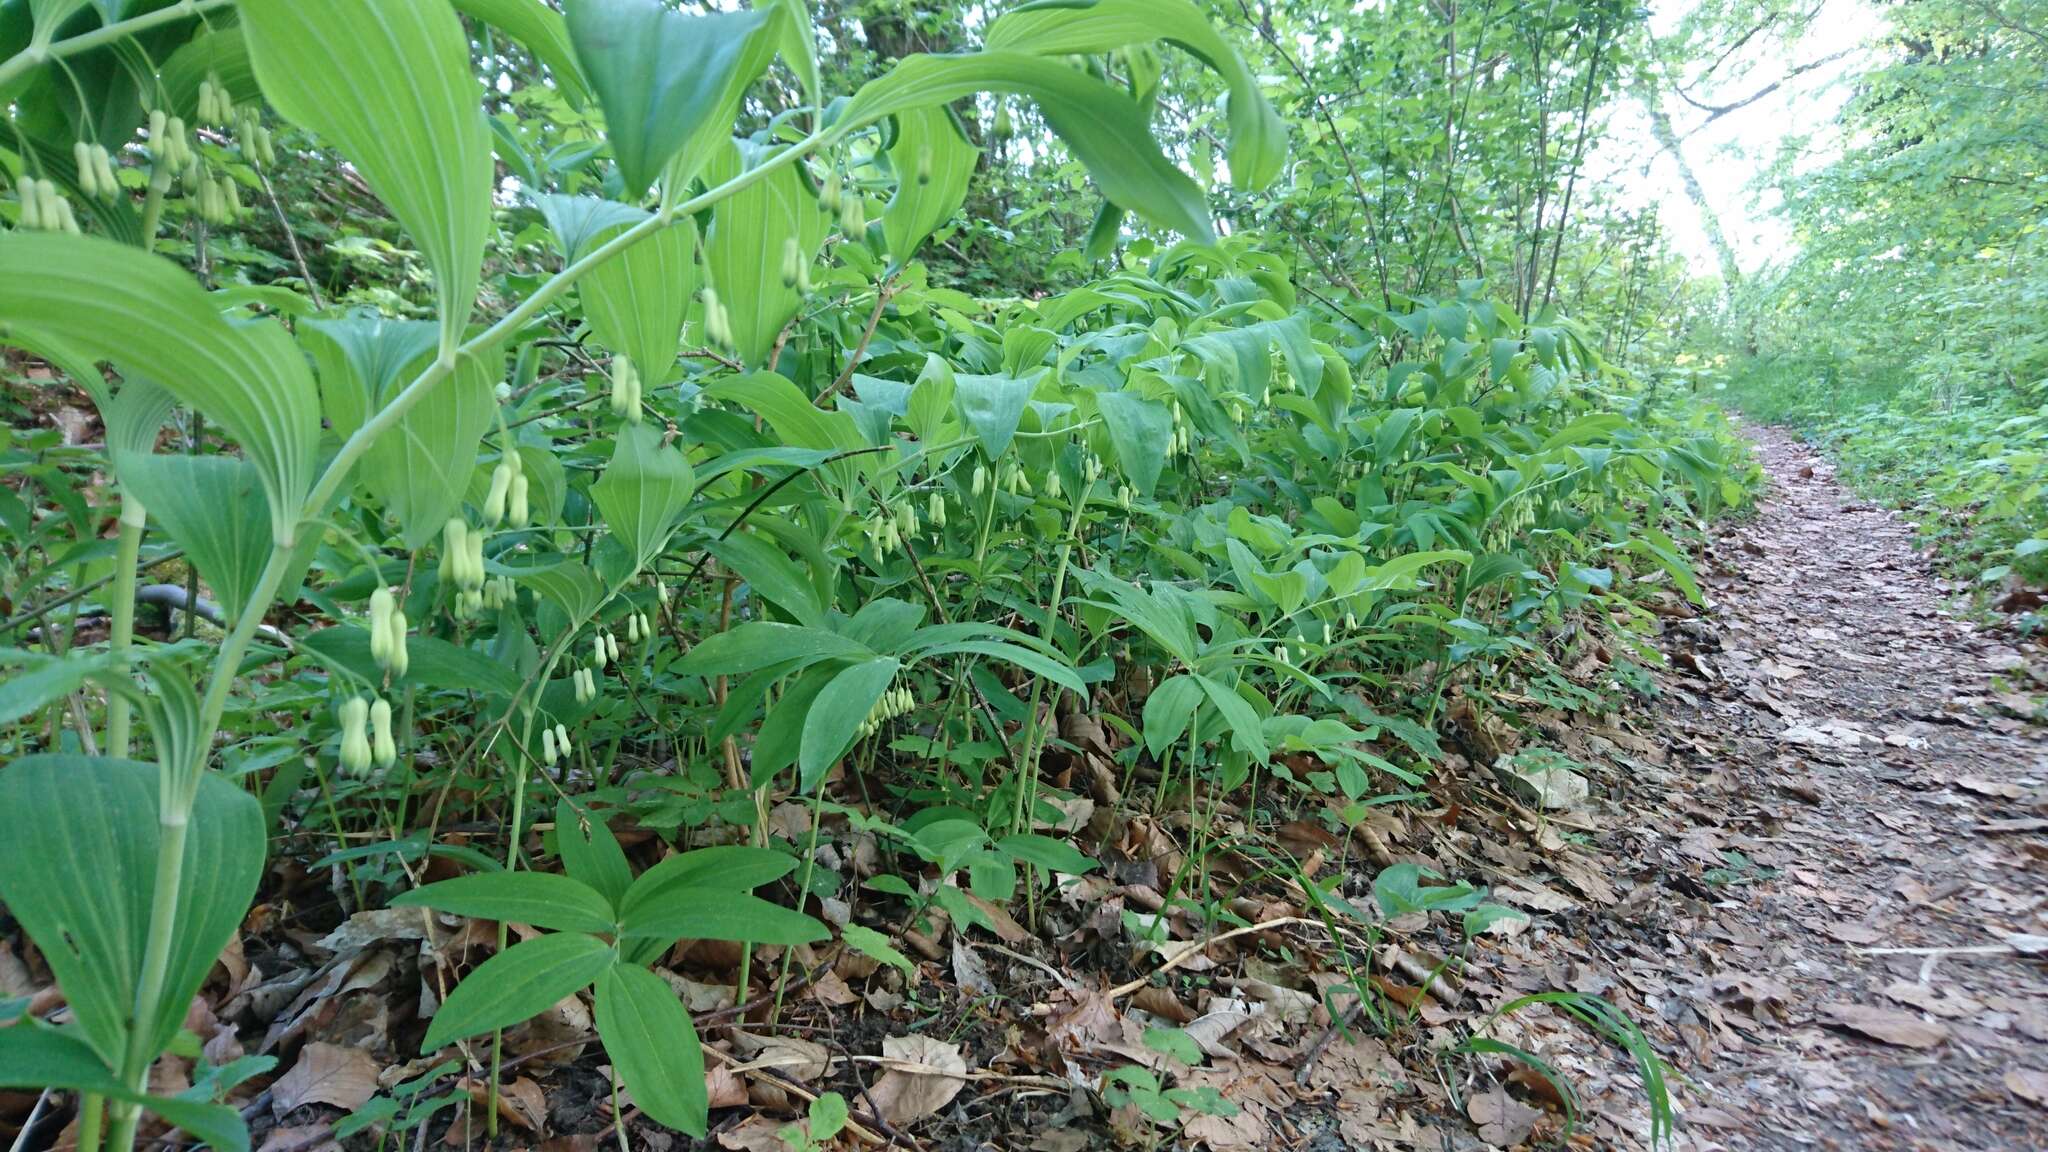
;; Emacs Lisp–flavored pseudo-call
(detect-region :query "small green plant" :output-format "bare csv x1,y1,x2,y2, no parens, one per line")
778,1091,850,1152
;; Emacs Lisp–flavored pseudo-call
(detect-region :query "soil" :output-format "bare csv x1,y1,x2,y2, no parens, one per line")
1494,423,2048,1151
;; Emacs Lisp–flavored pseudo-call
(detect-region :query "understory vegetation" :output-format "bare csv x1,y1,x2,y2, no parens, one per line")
1715,0,2048,607
0,1,1785,1149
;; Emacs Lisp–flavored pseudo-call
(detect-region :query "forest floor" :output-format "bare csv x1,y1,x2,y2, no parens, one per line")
19,426,2047,1152
1453,423,2048,1152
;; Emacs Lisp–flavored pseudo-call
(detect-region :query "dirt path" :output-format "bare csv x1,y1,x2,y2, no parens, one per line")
1549,424,2048,1150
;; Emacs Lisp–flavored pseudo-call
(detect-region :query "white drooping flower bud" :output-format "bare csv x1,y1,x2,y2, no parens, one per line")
971,465,987,497
930,492,945,528
386,610,410,678
1118,485,1132,510
554,723,572,757
605,632,620,663
609,355,641,423
541,725,559,766
593,633,609,669
483,460,513,526
635,613,651,643
369,587,396,667
1046,471,1062,500
440,519,468,590
339,696,372,776
464,529,485,593
655,580,670,607
507,472,530,529
370,697,397,768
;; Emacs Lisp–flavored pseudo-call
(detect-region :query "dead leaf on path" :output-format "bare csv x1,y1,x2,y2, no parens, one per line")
1131,984,1196,1024
257,1127,339,1152
494,1077,547,1131
1822,921,1885,946
715,1115,791,1150
952,938,993,995
868,1035,968,1126
272,1041,379,1116
1881,981,1983,1019
809,967,860,1007
704,1065,749,1109
1821,1003,1949,1048
1468,1084,1543,1147
731,1030,830,1081
1954,777,2025,799
2007,1068,2048,1108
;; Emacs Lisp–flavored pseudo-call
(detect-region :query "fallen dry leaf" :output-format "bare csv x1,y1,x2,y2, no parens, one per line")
272,1041,379,1117
2007,1068,2048,1108
868,1034,968,1126
1468,1083,1544,1146
1820,1002,1948,1049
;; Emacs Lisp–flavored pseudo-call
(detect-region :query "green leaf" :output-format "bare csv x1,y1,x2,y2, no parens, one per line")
450,0,593,105
839,923,915,976
564,0,778,199
0,757,263,1069
556,800,634,915
0,234,320,546
239,0,492,350
580,215,698,385
590,423,696,569
534,193,651,263
1142,673,1203,760
996,833,1097,875
0,1026,249,1152
1095,388,1172,497
620,891,829,946
113,456,270,624
298,626,524,699
595,963,708,1136
842,52,1211,241
701,140,832,367
1141,1025,1203,1067
391,872,617,934
990,0,1284,190
678,622,874,679
0,650,114,727
954,371,1036,458
883,105,977,262
1193,674,1269,762
423,932,615,1048
622,846,797,916
799,657,899,791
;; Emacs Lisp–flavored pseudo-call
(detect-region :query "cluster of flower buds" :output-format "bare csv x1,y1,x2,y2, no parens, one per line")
338,694,398,775
147,109,193,174
997,461,1029,496
196,73,233,126
441,518,487,614
1274,644,1291,666
971,464,987,498
16,179,78,232
1343,611,1357,631
779,237,813,293
71,141,118,199
1117,484,1134,510
592,629,620,668
624,611,653,645
1045,470,1062,500
608,355,642,423
858,683,916,739
483,449,529,529
821,169,843,213
1083,454,1103,485
193,172,240,226
539,721,573,767
927,492,946,529
235,106,276,166
480,574,515,611
864,506,910,555
703,287,733,351
367,586,411,678
573,666,598,704
839,189,865,236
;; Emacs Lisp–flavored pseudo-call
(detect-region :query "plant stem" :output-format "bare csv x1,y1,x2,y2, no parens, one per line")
104,494,144,757
0,0,233,93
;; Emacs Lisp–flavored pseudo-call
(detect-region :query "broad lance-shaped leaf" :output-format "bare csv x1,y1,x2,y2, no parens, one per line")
533,193,651,263
0,757,262,1071
799,657,899,791
841,51,1211,242
986,0,1287,191
590,423,696,568
703,139,831,368
0,1027,249,1152
883,105,977,263
302,318,501,549
953,371,1036,458
391,871,618,934
595,964,708,1136
111,455,270,624
565,0,778,199
450,0,594,105
1094,388,1171,497
239,0,493,351
424,932,615,1048
0,234,319,545
580,215,698,386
